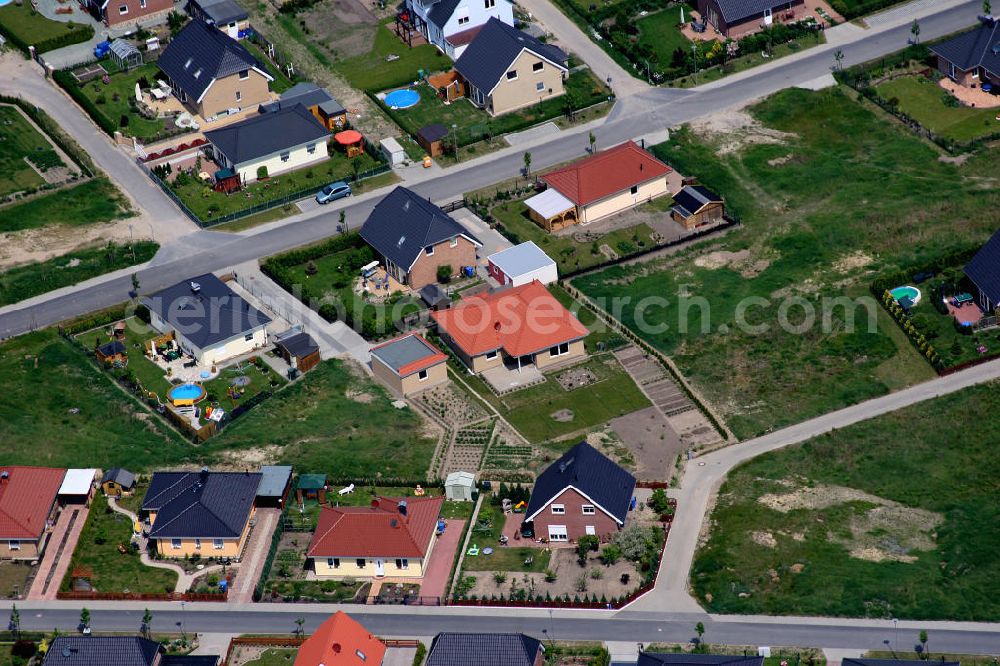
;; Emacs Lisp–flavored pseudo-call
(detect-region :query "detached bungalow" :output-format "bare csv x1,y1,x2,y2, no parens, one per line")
158,21,273,119
401,0,513,59
205,104,331,184
307,496,444,579
524,441,635,543
528,141,672,230
426,633,544,666
370,333,449,396
0,466,65,561
295,612,386,666
142,469,261,559
930,22,1000,90
431,280,588,374
697,0,805,38
455,18,568,116
964,228,1000,312
360,186,482,290
142,273,271,366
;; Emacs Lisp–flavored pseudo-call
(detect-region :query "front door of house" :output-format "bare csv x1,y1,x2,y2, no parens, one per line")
763,7,773,24
374,559,385,576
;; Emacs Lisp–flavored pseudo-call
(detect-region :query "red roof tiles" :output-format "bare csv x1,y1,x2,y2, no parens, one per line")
0,466,65,540
295,611,386,666
431,281,587,358
307,496,443,559
542,140,672,206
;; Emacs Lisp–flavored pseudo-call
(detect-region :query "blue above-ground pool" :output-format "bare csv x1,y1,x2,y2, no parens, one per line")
167,383,206,406
0,0,12,7
385,88,420,109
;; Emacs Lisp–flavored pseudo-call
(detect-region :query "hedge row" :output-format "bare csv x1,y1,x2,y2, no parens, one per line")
868,245,981,298
829,0,907,20
0,94,95,175
878,290,943,369
52,69,118,136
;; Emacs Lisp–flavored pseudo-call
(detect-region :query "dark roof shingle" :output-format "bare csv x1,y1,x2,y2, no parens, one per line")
143,470,261,539
260,81,345,116
426,633,542,666
965,228,1000,306
454,18,567,94
710,0,798,23
43,636,160,666
360,186,481,272
525,442,635,524
929,23,1000,76
158,20,267,103
141,273,271,351
104,468,136,489
672,185,722,219
205,104,329,165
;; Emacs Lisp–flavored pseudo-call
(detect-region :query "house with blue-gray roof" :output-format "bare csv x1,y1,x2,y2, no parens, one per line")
930,21,1000,90
697,0,807,38
426,633,543,666
454,18,568,116
965,229,1000,312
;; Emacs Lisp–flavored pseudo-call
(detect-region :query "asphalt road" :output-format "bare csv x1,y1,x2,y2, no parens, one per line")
10,604,1000,652
0,0,979,339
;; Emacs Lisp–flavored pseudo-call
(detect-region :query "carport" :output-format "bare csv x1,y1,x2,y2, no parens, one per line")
524,188,577,232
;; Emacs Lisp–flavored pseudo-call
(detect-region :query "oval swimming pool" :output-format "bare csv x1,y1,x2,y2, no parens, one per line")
890,285,921,306
385,88,420,109
167,383,206,405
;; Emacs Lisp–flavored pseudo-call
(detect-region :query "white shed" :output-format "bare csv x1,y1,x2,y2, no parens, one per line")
487,241,558,287
380,137,406,167
445,471,476,501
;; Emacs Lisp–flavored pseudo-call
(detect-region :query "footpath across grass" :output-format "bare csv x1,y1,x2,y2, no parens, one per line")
575,86,999,439
0,241,157,307
693,382,1000,621
0,178,132,233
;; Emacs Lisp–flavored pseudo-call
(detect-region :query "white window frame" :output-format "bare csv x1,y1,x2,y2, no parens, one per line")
235,90,242,102
630,185,639,195
418,369,429,381
213,539,224,550
457,15,470,24
533,61,544,73
582,504,595,515
550,342,569,357
239,69,250,80
139,0,146,8
171,538,182,549
425,245,435,256
506,69,518,81
280,151,290,162
536,82,545,92
356,558,366,568
194,538,202,549
244,333,254,342
8,540,20,551
548,525,568,542
585,525,596,535
450,236,458,247
307,143,316,154
118,4,128,14
484,350,498,360
395,558,409,569
485,0,495,7
550,503,565,515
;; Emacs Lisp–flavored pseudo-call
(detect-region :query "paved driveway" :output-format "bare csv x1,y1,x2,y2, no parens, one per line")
229,508,281,604
28,504,89,600
420,519,465,601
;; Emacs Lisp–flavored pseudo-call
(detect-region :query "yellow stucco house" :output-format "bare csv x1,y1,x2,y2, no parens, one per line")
142,469,261,559
307,496,444,579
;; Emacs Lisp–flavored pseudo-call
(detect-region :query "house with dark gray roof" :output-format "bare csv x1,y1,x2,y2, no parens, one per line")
426,633,544,666
158,20,273,118
142,469,262,559
102,467,137,496
273,328,321,373
141,273,271,366
401,0,513,58
455,18,568,116
204,104,330,184
671,185,725,230
370,333,449,396
525,441,636,543
43,636,161,666
259,81,347,130
638,655,764,666
360,186,482,290
187,0,249,39
964,228,1000,312
930,21,1000,89
696,0,806,38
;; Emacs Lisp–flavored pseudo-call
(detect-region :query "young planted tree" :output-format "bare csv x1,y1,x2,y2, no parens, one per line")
523,151,532,177
694,621,705,647
985,0,992,15
8,605,19,638
910,19,921,43
833,49,845,71
588,131,597,154
919,630,929,658
140,609,152,639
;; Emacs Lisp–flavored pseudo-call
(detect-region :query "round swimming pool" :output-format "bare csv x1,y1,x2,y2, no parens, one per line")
890,285,921,306
385,88,420,109
167,383,206,405
0,0,12,7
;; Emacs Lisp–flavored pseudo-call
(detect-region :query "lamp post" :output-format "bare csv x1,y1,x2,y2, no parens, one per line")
451,124,459,163
692,43,699,83
893,618,899,655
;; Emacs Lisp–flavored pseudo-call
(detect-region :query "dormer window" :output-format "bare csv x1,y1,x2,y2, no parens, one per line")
184,57,193,69
193,68,203,79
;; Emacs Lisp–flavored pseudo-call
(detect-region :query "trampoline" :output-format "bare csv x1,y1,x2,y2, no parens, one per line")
385,88,420,109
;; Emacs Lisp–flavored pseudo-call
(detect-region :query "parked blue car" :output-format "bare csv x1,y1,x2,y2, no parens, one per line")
315,181,352,204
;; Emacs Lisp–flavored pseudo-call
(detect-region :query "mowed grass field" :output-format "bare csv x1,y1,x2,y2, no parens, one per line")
575,87,1000,439
876,75,1000,143
0,104,58,197
693,382,1000,620
0,178,132,233
0,332,435,480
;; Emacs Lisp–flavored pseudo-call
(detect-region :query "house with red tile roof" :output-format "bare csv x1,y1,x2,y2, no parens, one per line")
295,611,386,666
0,466,66,560
431,280,588,374
525,141,672,231
306,496,444,579
370,333,449,397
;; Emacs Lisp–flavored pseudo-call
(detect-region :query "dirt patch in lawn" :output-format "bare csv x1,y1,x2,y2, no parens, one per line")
551,408,575,422
346,388,375,403
300,0,378,60
832,250,874,274
607,406,683,481
759,481,943,563
0,218,140,271
555,365,598,391
751,530,777,548
688,108,796,155
217,445,281,466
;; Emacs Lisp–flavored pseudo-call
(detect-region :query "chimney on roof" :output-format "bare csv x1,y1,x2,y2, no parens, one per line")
558,457,574,473
494,321,501,332
190,281,201,294
0,471,8,484
332,643,342,654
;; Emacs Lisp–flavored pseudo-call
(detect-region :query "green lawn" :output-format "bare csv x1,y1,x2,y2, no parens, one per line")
168,151,381,224
59,493,177,594
693,381,1000,620
463,355,650,443
670,36,824,88
489,198,657,274
575,86,1000,439
0,105,61,198
636,6,692,69
382,71,611,148
71,64,170,141
332,19,448,91
0,178,132,233
0,2,93,53
549,283,626,355
876,75,1000,143
0,241,157,308
244,649,298,666
243,40,297,94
